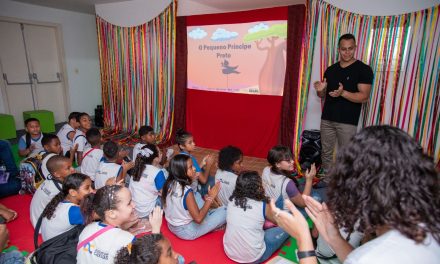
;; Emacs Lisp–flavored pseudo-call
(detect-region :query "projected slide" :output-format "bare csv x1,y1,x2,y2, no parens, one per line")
187,21,287,96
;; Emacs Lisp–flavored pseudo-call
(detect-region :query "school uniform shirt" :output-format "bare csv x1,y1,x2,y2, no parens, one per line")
80,147,104,181
261,166,299,211
30,178,62,228
40,201,84,241
18,133,44,157
77,222,134,264
129,165,167,218
132,143,146,161
41,153,57,179
345,229,440,264
164,183,193,227
94,159,122,189
73,129,91,153
56,123,76,155
215,169,238,206
224,198,267,263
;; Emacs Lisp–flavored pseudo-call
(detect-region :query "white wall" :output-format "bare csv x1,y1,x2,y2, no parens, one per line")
0,0,101,117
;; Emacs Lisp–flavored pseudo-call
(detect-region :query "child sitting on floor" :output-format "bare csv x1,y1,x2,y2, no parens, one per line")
77,186,161,263
18,118,45,157
176,129,215,197
162,154,226,240
40,134,71,179
129,144,166,219
224,171,289,263
30,155,75,227
40,173,93,241
80,128,103,183
94,141,133,189
132,125,156,160
262,145,318,214
73,112,92,166
115,233,185,264
215,145,243,206
57,112,80,157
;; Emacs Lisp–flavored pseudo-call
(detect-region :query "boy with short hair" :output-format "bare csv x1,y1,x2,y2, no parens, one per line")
132,126,155,160
56,112,80,157
30,155,75,227
73,112,92,166
80,128,103,182
18,118,45,157
94,141,134,189
40,134,62,179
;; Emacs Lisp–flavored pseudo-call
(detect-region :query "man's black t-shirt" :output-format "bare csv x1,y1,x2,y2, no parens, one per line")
322,60,374,125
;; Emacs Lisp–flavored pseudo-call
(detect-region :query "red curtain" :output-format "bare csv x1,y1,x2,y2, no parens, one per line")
176,6,305,158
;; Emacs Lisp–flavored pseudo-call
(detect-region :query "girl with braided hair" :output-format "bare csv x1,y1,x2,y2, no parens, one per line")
40,173,93,241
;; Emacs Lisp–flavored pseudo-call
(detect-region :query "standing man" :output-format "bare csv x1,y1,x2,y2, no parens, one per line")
314,33,373,173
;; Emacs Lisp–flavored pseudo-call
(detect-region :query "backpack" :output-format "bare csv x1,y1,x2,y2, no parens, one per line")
18,153,55,194
29,210,84,264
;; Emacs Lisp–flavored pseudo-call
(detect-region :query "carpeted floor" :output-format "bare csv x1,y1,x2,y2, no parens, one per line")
0,194,295,263
1,143,298,263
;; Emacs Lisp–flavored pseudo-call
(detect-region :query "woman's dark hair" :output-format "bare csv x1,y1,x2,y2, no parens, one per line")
218,145,243,171
42,173,90,220
230,171,268,211
175,128,192,149
161,154,192,207
115,233,164,264
327,125,440,243
132,144,159,182
81,185,123,225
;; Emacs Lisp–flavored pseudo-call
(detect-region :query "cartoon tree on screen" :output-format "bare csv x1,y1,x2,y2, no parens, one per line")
244,23,287,95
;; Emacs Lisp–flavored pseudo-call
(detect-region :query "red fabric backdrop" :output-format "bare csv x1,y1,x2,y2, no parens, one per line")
185,7,288,158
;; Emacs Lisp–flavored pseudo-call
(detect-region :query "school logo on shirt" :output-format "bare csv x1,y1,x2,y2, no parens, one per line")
81,242,109,260
218,178,230,185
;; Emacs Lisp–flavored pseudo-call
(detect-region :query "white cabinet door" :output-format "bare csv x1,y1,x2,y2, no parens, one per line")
0,20,67,130
23,24,67,124
0,21,34,130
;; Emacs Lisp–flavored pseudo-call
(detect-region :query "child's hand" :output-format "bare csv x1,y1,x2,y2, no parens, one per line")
149,206,163,234
207,182,221,198
305,163,316,181
122,161,135,171
201,154,214,168
71,143,78,154
29,144,36,151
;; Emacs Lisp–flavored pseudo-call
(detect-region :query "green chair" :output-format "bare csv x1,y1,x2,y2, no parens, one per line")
0,114,16,140
23,110,55,133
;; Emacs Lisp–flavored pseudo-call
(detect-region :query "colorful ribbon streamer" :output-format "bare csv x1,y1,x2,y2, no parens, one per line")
296,0,440,167
96,1,176,144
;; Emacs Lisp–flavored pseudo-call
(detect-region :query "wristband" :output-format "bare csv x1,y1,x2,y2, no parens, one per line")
297,250,316,260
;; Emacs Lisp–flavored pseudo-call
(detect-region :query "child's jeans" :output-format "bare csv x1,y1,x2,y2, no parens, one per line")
167,206,227,240
251,227,290,264
0,250,25,264
198,175,216,197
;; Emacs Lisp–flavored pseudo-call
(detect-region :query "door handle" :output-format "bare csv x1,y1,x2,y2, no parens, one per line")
32,72,62,84
2,73,32,85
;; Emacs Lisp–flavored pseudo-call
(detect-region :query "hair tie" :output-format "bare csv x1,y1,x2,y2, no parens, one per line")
140,148,154,158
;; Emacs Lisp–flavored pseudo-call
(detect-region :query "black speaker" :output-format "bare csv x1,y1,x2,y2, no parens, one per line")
94,105,104,127
299,129,322,171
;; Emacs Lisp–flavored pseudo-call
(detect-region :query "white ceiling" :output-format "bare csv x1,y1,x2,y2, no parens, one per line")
11,0,306,15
